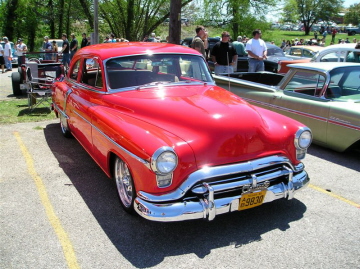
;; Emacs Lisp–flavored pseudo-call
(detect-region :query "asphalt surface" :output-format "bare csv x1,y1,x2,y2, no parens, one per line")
0,72,359,269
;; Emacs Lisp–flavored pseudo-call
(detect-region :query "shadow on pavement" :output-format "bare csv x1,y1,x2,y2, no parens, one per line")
308,144,360,172
43,122,307,268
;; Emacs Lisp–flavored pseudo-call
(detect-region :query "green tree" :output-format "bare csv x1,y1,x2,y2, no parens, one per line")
344,3,360,25
98,0,192,41
202,0,276,38
283,0,343,35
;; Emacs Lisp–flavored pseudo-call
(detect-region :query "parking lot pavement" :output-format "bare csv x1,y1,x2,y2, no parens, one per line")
1,118,359,268
0,68,15,100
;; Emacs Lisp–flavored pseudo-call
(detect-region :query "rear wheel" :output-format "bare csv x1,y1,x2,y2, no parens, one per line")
114,156,135,213
11,72,22,96
60,113,72,138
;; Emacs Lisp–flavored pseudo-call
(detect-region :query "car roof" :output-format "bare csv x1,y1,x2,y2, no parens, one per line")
78,42,202,60
289,46,323,52
266,43,282,49
287,62,360,72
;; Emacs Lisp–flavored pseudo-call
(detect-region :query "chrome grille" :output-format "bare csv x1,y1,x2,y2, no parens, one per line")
191,164,291,195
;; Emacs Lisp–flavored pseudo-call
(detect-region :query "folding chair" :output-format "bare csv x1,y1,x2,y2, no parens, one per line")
26,62,54,111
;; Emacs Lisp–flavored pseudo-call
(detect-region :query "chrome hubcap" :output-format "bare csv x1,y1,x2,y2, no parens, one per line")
115,158,133,208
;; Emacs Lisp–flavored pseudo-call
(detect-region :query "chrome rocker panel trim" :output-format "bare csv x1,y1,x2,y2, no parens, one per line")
134,155,309,222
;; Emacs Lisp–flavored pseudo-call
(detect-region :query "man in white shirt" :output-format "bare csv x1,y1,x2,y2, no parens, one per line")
16,38,27,65
245,29,267,72
3,37,12,71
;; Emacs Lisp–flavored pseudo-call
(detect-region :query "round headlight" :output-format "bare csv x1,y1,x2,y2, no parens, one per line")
295,128,312,149
151,147,178,174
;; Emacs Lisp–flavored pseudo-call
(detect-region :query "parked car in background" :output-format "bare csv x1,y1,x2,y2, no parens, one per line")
208,43,293,73
1,41,18,66
278,43,360,74
284,46,322,60
213,62,360,152
346,24,360,36
51,42,312,222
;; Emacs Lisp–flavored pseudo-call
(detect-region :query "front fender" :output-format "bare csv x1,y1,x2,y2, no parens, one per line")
89,106,197,194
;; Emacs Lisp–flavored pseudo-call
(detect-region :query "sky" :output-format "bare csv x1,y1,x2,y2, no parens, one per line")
343,0,359,7
267,0,359,22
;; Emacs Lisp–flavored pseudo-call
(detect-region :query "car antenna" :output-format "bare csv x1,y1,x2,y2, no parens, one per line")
227,52,231,92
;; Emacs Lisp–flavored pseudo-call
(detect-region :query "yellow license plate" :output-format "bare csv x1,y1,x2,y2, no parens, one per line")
238,190,267,211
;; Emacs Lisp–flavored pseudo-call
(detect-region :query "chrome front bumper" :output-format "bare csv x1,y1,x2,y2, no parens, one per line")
134,156,309,222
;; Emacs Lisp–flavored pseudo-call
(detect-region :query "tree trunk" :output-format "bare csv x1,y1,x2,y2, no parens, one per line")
169,0,181,44
78,0,94,29
3,0,19,41
57,0,64,37
48,0,55,38
125,0,135,41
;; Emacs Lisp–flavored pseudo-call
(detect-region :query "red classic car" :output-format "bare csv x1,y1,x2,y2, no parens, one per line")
51,42,312,222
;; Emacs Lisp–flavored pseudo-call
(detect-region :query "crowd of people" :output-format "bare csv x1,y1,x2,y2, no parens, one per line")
1,26,359,73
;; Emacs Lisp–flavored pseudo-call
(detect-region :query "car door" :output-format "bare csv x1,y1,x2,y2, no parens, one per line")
66,57,105,154
271,70,330,146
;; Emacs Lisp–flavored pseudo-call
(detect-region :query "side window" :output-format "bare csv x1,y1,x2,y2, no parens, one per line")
284,71,325,97
320,51,346,62
179,56,212,82
290,48,302,56
70,60,80,80
303,50,313,58
81,58,103,88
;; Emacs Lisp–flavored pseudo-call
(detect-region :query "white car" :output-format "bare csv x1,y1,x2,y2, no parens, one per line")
279,43,360,73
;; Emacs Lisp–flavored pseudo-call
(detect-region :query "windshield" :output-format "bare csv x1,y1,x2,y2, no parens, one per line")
326,66,360,101
310,51,320,62
106,54,212,89
267,47,285,57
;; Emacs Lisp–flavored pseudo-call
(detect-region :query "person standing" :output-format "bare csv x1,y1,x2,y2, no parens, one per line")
2,37,12,71
16,38,27,65
191,25,208,59
61,34,70,68
211,31,238,75
43,36,53,60
0,44,5,73
69,33,78,61
245,29,267,72
232,36,247,57
331,27,337,43
51,40,58,61
81,33,88,48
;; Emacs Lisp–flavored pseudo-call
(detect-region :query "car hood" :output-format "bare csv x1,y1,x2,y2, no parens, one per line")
267,55,293,63
106,84,296,167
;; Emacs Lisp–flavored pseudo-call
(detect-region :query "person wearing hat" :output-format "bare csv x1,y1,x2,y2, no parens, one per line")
43,36,53,60
16,38,27,65
232,35,247,57
2,37,12,71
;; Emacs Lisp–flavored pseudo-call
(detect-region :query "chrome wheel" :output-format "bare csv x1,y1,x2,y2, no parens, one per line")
60,113,72,138
114,157,135,212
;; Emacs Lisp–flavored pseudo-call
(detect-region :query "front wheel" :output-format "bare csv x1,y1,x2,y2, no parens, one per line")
114,156,135,213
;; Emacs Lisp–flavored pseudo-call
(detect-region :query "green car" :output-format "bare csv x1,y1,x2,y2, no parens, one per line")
213,62,360,152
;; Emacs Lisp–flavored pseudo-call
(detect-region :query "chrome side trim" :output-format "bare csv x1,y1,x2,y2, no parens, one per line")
138,155,298,203
134,169,309,222
72,110,150,168
53,102,68,119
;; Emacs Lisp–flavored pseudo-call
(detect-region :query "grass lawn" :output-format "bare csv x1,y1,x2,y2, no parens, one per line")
0,98,56,124
157,25,349,47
